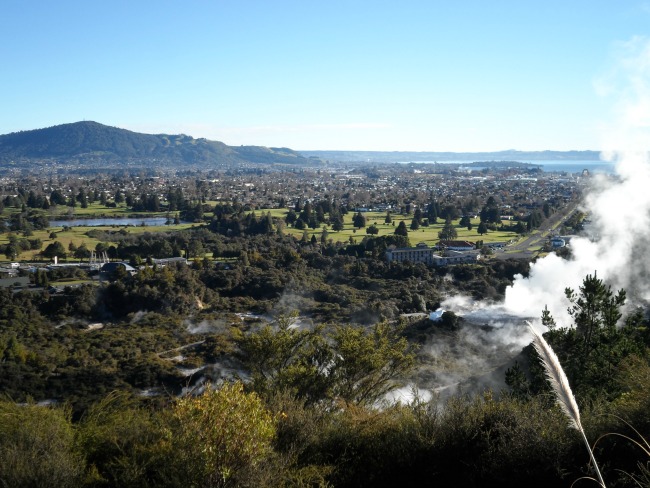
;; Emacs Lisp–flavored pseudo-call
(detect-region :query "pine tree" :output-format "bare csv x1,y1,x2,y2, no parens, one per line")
438,218,457,240
394,221,408,236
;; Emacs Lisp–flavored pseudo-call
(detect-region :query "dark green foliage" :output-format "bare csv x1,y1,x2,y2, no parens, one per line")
527,210,544,230
394,220,408,236
513,273,647,403
366,223,379,234
43,240,67,259
480,196,501,224
238,315,416,407
0,401,86,488
352,212,366,229
0,121,315,167
438,217,458,240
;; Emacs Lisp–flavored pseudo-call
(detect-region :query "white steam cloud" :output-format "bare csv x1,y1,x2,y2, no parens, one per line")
403,38,650,402
505,36,650,328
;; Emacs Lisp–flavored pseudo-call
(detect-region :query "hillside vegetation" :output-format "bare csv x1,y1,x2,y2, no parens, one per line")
0,121,314,167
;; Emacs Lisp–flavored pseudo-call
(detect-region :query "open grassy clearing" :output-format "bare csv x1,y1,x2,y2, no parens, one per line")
1,205,520,264
273,210,518,246
0,222,199,262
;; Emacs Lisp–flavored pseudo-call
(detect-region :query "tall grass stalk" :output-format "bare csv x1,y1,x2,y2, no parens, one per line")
527,322,606,487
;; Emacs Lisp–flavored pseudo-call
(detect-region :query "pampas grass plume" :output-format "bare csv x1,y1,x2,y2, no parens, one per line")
527,321,582,431
527,321,606,487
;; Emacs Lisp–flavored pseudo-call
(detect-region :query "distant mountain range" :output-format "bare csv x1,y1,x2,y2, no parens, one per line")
0,121,601,170
0,121,315,168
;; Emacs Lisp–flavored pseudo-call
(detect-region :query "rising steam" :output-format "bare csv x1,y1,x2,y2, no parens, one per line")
403,38,650,403
505,37,650,328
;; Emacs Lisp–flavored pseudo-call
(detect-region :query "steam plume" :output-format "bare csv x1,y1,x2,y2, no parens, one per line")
505,37,650,327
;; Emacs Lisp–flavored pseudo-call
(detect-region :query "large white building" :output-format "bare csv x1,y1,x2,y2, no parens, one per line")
386,243,480,267
385,243,437,265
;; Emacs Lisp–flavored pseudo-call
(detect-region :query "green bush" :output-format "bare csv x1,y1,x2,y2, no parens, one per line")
0,400,86,488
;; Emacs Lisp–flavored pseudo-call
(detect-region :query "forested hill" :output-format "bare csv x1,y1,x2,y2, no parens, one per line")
0,121,315,168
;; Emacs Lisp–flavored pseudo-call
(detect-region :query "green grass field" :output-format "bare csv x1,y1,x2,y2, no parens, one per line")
1,205,519,263
0,222,199,263
272,210,517,246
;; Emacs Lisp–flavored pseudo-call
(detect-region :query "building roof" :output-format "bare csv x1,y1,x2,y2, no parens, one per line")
101,262,136,273
438,240,475,248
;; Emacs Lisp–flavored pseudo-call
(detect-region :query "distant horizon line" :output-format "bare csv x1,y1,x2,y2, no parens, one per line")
0,121,604,155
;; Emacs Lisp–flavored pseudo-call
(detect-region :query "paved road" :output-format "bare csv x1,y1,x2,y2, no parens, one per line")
494,201,580,260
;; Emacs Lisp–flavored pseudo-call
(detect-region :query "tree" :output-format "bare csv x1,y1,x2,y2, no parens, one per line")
440,311,460,330
34,269,49,287
4,244,17,260
413,208,423,224
331,216,344,231
366,224,379,235
237,313,333,402
514,221,527,234
527,211,543,231
525,273,638,400
394,221,409,237
438,218,458,240
320,228,329,244
299,202,313,224
384,211,392,224
480,197,501,224
440,204,459,221
426,201,439,223
237,314,416,407
410,219,420,231
329,322,416,406
293,218,306,230
459,215,471,228
505,362,530,400
477,222,488,235
565,272,626,353
43,241,66,260
353,212,366,229
50,189,67,206
285,209,297,226
74,243,90,261
77,189,88,208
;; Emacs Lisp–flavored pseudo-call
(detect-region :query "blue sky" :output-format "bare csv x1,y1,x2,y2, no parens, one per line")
1,1,649,151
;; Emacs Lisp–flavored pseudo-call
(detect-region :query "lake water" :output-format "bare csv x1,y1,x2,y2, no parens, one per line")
514,160,615,174
404,160,617,174
49,217,181,227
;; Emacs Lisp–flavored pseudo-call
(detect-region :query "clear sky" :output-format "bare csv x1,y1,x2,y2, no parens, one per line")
1,1,649,152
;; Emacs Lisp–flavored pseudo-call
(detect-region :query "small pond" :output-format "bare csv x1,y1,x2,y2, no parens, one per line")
49,217,184,227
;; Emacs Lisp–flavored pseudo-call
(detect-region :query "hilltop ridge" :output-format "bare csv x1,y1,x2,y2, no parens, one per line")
0,121,313,168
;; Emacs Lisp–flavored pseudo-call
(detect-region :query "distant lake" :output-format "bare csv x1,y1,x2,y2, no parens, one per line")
402,160,617,174
517,160,615,174
49,217,183,227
